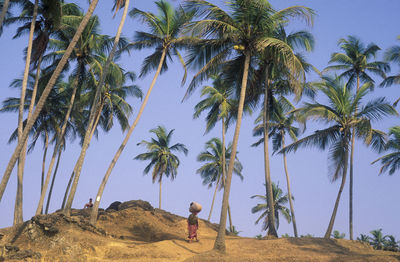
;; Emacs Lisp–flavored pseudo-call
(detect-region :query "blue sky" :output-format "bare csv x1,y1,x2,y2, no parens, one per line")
0,0,399,239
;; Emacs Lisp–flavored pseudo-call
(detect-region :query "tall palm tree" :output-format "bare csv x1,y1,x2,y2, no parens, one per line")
134,126,188,209
196,138,243,222
0,0,99,205
184,0,313,248
63,0,131,217
281,76,396,238
372,126,400,175
251,182,291,233
89,0,195,224
381,35,400,106
193,74,245,230
38,12,115,216
253,97,300,237
324,36,389,240
1,70,75,213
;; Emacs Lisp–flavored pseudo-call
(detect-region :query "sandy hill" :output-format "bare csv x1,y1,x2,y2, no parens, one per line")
0,200,399,261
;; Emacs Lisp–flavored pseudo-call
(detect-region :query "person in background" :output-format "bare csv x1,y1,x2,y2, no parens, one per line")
84,198,93,208
187,202,200,242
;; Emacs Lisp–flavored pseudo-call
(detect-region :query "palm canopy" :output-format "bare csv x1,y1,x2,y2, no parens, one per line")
128,0,195,81
381,36,400,106
281,76,396,181
371,126,400,175
251,182,291,231
134,126,188,183
79,56,142,135
4,1,80,65
196,137,243,189
252,96,299,151
193,74,238,133
183,0,314,98
324,35,389,89
1,70,77,150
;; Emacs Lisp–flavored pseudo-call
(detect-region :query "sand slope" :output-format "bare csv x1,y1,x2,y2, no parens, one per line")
0,200,399,262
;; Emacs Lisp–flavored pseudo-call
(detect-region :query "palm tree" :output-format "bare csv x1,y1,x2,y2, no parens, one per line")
89,0,195,224
196,138,243,223
281,76,396,238
253,97,300,237
357,234,371,244
1,70,75,213
63,0,131,217
324,35,389,240
383,235,399,252
381,35,400,106
372,126,400,175
0,0,99,205
193,74,246,230
39,12,115,216
134,126,188,209
184,0,313,248
370,229,385,250
332,230,345,239
251,182,291,233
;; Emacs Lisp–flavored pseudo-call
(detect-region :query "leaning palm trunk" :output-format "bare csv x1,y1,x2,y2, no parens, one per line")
349,74,360,241
221,117,233,232
89,47,166,225
324,142,349,238
45,145,63,214
14,0,39,225
61,170,74,209
208,174,221,221
64,0,131,217
263,68,277,237
0,0,99,203
0,0,9,30
35,69,81,215
214,51,250,252
282,135,298,237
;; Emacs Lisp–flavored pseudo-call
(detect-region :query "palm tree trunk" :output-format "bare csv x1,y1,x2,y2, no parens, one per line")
220,117,233,232
159,177,162,209
89,101,104,140
208,175,221,221
214,51,250,252
324,142,349,238
64,0,131,217
90,45,166,225
13,0,39,225
263,67,277,237
0,0,10,31
282,135,298,237
35,67,81,215
0,0,99,203
227,204,233,232
349,74,360,240
45,144,63,214
61,170,74,209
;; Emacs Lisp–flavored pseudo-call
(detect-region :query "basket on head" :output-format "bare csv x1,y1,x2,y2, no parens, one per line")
189,202,202,213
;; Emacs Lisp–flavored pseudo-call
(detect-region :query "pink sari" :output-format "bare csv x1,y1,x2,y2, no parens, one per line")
188,224,198,239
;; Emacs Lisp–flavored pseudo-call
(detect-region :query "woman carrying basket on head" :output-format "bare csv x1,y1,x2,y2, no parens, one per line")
187,202,201,242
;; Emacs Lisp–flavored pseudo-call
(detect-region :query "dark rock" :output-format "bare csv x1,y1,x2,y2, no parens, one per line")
5,245,19,252
8,249,41,260
119,200,154,211
106,201,122,211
